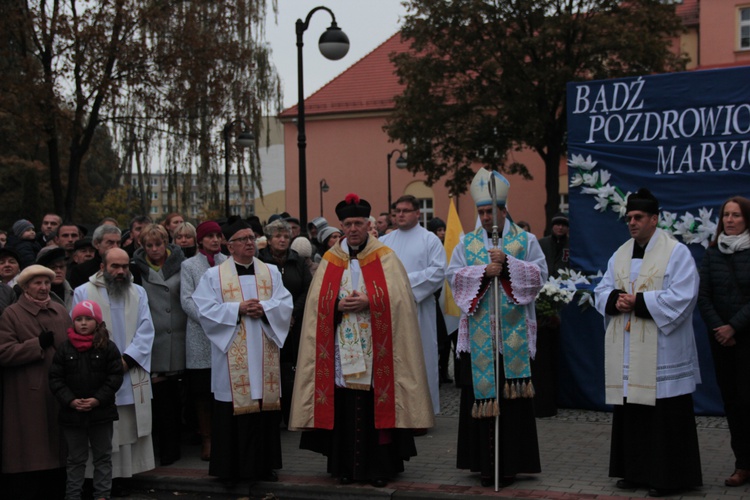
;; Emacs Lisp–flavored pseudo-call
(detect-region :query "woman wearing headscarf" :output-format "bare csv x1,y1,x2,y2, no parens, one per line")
0,265,72,499
698,195,750,487
257,219,312,426
180,221,227,461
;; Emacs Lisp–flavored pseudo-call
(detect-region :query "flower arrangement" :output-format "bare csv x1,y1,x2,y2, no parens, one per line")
536,268,598,320
536,282,576,320
567,153,718,248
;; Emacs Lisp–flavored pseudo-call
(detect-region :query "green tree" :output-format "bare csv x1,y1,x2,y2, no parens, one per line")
387,0,687,228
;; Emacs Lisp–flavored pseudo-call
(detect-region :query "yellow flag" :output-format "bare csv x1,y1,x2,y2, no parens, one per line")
444,197,463,317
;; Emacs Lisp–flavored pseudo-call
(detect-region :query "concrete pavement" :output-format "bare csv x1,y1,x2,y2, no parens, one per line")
123,383,749,499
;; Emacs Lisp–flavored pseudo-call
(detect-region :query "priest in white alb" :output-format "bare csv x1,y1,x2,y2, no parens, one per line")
192,219,292,486
72,247,156,479
594,188,702,497
380,194,445,414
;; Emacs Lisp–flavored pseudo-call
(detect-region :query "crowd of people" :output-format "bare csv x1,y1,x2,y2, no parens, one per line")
0,179,748,499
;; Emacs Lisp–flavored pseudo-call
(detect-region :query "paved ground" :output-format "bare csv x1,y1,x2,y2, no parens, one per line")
121,383,749,500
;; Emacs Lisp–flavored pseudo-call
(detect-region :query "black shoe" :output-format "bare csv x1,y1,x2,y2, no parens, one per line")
480,476,494,487
261,470,278,482
616,479,639,489
339,476,353,485
371,478,388,488
501,475,516,486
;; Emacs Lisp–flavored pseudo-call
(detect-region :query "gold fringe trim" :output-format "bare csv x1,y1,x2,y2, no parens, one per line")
471,398,500,419
502,379,535,400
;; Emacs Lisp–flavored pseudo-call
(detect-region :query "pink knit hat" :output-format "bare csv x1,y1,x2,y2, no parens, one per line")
72,300,103,324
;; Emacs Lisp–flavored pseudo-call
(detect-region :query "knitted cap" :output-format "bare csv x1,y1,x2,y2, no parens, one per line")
318,226,343,245
290,237,313,258
12,219,34,238
72,300,103,324
196,221,222,242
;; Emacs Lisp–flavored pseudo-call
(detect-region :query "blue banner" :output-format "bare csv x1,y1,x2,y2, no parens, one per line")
564,66,750,415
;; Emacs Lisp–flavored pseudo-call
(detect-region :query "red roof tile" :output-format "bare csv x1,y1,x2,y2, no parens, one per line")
677,0,699,27
279,32,409,118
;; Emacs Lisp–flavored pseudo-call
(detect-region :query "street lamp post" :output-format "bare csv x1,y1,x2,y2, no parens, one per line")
319,178,330,216
386,149,408,209
223,119,254,219
296,6,349,227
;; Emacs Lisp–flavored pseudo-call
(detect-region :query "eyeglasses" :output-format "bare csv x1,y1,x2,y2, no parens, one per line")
394,209,416,214
228,236,256,245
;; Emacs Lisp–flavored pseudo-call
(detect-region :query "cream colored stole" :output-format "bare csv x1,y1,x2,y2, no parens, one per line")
605,231,676,406
85,279,152,438
219,258,281,414
337,264,373,391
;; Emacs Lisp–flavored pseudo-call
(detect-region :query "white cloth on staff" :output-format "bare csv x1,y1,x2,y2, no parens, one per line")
191,257,292,402
381,225,445,414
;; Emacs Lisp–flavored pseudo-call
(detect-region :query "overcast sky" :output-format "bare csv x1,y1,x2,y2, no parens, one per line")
264,0,409,109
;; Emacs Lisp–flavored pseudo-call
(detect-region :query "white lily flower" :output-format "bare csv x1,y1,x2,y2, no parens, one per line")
570,173,584,187
594,195,610,212
568,153,598,171
582,172,599,187
599,170,611,185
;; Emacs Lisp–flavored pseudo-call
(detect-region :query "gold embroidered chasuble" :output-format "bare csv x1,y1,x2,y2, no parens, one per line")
289,237,435,431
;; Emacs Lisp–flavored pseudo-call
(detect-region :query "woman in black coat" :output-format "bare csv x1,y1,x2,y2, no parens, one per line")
698,195,750,487
257,219,312,426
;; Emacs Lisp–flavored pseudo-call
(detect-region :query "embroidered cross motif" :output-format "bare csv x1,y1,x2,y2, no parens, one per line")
132,373,150,404
223,282,240,299
258,279,272,296
233,374,251,395
266,372,279,393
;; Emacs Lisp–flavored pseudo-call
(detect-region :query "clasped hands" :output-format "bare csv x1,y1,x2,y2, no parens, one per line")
239,298,265,319
70,398,100,412
615,293,636,313
714,324,736,347
485,248,507,278
337,290,369,313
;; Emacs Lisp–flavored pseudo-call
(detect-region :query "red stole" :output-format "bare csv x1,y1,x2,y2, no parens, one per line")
313,248,396,429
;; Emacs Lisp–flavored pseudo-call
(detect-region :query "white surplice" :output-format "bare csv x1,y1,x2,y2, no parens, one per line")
594,229,701,400
381,225,446,414
191,257,293,402
73,280,156,477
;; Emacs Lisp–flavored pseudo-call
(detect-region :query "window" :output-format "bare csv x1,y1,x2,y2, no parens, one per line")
418,198,433,227
741,7,750,50
151,192,159,200
150,206,158,214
